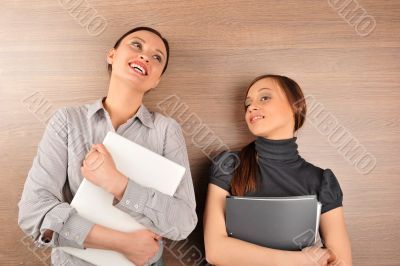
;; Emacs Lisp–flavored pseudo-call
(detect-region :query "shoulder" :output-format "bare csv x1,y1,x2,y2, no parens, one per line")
151,112,184,145
54,103,89,124
45,107,69,133
319,168,344,213
152,111,181,131
58,104,94,132
320,168,343,196
46,103,100,139
209,151,240,192
212,151,240,175
148,111,187,154
297,158,344,213
296,158,325,186
300,158,324,175
301,159,342,193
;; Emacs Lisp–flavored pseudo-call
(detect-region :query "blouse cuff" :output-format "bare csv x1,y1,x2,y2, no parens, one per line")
114,179,150,215
39,203,94,249
57,213,94,249
209,178,230,192
321,201,343,214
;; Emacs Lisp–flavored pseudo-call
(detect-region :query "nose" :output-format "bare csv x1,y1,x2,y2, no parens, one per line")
140,55,149,63
247,104,259,113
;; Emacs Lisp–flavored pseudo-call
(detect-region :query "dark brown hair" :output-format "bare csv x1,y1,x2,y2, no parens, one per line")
107,26,170,75
231,74,307,196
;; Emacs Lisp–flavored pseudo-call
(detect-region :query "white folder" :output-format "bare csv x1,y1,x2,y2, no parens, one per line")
58,131,186,266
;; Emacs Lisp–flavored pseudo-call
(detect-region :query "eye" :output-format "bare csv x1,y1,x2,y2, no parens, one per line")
260,96,271,101
131,42,142,49
153,55,162,63
244,100,251,109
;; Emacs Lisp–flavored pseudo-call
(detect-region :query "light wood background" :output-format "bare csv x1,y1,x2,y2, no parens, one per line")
1,0,399,265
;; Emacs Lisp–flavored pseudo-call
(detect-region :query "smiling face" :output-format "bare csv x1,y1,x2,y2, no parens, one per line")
106,30,168,93
244,77,296,139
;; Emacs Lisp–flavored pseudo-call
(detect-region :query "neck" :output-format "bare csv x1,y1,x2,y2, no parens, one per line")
255,136,299,162
262,129,294,140
104,75,144,129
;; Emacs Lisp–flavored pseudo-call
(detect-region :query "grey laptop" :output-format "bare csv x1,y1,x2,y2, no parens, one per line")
226,195,321,251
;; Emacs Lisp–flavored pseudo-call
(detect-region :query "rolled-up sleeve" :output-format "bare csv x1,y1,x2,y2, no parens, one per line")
18,108,94,249
114,119,198,241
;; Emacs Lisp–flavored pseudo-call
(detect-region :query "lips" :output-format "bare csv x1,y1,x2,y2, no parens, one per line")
249,115,265,124
128,60,148,76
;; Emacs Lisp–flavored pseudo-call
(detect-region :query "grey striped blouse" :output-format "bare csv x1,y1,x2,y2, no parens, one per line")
18,98,198,265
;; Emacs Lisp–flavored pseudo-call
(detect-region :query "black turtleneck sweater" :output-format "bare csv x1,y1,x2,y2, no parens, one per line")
209,137,343,214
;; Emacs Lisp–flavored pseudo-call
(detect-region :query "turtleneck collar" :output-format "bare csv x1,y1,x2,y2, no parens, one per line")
255,136,299,162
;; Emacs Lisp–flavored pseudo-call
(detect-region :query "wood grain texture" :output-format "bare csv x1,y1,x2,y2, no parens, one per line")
1,0,399,265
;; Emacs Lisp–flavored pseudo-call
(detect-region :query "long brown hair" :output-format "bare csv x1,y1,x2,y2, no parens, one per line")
231,74,307,196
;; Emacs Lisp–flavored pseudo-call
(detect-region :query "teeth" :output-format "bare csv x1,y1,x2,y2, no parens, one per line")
129,63,146,75
251,116,264,122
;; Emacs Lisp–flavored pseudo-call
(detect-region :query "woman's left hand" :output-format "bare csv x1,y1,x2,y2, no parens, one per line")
81,144,128,200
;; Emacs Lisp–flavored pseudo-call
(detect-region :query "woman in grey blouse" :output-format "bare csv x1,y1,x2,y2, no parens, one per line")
18,27,197,266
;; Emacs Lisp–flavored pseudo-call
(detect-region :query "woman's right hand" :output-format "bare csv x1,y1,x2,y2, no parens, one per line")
294,246,336,266
116,229,162,266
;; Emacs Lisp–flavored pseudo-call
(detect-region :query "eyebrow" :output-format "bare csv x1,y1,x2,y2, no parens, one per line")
129,36,166,58
246,87,273,99
258,87,272,92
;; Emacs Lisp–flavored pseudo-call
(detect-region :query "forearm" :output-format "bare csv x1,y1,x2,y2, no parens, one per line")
114,178,197,240
320,208,352,266
138,190,197,239
325,239,352,266
205,235,297,266
19,194,94,249
106,123,198,240
83,224,124,252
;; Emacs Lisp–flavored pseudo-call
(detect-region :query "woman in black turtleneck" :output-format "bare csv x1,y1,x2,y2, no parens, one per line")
203,75,352,266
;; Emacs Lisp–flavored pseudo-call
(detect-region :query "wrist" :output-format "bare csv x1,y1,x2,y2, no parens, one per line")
291,250,306,265
84,224,126,252
277,250,301,265
109,171,128,200
113,230,129,253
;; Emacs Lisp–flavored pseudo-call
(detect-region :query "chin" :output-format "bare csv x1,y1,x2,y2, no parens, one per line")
126,78,150,90
248,127,269,137
247,120,273,136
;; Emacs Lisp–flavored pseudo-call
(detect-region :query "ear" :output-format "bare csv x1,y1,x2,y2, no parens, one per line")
106,48,116,65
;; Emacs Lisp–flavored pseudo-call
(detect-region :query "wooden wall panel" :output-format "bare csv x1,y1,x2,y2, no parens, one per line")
1,0,399,265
